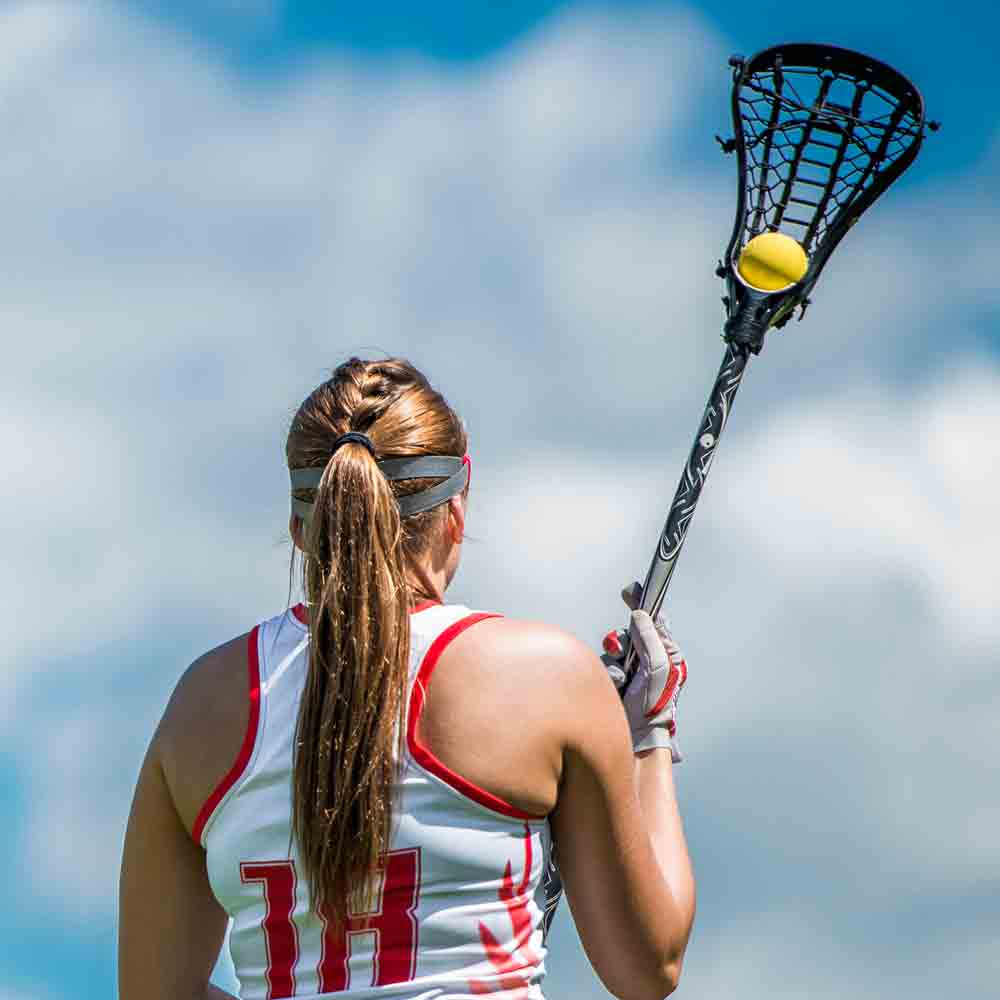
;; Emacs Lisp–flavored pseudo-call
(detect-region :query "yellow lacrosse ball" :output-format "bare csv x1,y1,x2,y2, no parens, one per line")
737,232,808,291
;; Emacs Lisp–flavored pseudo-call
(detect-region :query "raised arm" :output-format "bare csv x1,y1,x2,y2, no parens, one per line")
548,626,695,1000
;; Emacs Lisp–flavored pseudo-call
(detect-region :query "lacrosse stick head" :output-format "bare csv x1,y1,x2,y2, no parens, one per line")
716,43,935,353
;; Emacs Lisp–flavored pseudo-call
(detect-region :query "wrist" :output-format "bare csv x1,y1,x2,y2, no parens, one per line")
633,745,677,797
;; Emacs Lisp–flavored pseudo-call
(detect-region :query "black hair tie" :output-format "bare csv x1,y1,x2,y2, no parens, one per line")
331,431,376,457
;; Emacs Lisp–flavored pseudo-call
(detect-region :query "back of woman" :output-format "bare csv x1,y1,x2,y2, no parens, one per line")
202,603,551,1000
119,358,695,1000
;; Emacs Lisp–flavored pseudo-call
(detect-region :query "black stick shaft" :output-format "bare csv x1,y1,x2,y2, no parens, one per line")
542,342,752,934
624,342,751,673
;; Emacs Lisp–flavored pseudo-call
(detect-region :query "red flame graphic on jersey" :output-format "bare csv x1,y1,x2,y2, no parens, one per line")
469,825,540,999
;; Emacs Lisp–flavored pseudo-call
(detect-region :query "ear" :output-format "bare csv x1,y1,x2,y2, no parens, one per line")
445,495,465,545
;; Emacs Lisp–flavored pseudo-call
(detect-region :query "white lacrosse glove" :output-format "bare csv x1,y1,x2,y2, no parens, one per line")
601,583,688,762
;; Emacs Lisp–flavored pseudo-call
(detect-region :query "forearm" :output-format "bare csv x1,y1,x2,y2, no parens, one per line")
634,749,696,947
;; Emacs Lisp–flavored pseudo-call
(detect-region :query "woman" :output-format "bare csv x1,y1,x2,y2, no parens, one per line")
119,357,695,1000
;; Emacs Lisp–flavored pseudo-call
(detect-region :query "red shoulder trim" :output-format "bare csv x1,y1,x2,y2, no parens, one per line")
410,600,441,614
407,613,544,821
191,626,262,845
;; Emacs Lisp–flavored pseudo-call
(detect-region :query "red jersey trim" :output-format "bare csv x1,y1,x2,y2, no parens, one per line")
410,600,441,614
191,626,262,846
407,613,544,821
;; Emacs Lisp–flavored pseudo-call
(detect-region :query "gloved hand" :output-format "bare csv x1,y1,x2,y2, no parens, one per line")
601,583,688,762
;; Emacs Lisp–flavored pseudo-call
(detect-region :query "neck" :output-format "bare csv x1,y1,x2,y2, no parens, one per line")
406,559,448,606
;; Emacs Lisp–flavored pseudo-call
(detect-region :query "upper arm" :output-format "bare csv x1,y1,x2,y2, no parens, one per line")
547,641,683,1000
118,731,230,1000
118,638,249,1000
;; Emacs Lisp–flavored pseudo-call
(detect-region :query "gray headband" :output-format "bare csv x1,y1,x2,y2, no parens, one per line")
290,455,469,521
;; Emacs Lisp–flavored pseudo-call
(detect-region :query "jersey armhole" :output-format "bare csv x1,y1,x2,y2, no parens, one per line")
407,613,545,822
191,625,262,845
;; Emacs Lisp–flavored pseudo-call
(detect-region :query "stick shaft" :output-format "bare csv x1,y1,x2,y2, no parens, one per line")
542,343,752,932
624,343,751,672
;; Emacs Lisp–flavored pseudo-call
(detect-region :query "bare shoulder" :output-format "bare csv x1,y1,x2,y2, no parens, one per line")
156,632,253,837
457,615,616,703
443,615,622,752
457,615,605,673
419,614,617,816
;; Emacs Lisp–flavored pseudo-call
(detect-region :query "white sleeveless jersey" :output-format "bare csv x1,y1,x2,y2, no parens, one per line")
193,603,552,1000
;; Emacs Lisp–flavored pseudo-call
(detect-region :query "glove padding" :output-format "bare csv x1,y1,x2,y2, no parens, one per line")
602,583,688,762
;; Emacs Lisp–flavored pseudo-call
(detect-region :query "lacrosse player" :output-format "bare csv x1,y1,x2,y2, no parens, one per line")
119,358,695,1000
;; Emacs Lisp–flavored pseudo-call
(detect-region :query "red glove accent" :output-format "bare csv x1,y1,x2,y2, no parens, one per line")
602,630,623,656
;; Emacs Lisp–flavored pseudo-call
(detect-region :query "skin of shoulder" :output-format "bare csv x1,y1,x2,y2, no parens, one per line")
156,632,253,838
417,615,623,817
448,616,615,696
471,616,625,743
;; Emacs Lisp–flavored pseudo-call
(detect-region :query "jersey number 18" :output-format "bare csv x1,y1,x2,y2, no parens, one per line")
239,848,421,1000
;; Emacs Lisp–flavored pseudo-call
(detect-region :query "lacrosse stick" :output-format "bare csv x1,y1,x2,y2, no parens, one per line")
625,41,935,669
542,41,936,935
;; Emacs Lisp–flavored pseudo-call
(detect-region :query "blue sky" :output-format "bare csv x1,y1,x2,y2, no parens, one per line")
3,2,998,999
142,0,996,168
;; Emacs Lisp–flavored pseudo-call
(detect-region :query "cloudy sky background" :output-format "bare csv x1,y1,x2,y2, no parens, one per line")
3,1,998,998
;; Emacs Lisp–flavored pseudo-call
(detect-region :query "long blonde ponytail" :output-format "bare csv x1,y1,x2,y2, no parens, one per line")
286,358,466,923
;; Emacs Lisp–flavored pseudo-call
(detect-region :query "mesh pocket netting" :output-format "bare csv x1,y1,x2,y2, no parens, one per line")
720,44,933,339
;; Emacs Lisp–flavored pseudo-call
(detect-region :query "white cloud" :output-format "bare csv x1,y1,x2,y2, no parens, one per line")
718,367,1000,646
20,706,131,916
2,4,998,1000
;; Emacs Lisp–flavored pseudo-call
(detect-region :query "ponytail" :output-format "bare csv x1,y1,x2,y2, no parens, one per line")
287,357,467,923
292,440,410,922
